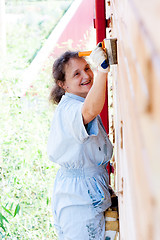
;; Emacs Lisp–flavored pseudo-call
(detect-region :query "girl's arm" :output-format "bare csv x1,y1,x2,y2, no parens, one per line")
82,44,109,124
82,71,108,124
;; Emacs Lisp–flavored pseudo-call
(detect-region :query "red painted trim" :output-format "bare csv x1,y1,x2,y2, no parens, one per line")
95,0,106,44
95,0,110,178
95,0,108,133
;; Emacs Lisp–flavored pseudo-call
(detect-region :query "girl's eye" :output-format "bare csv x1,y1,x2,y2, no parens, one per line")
74,72,79,77
85,67,90,71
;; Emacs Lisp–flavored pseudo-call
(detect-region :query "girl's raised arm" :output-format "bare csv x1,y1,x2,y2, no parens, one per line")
82,44,110,124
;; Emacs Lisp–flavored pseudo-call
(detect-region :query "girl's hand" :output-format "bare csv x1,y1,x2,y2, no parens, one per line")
89,43,110,73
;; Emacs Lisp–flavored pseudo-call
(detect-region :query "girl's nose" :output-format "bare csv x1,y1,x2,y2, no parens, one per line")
82,70,89,79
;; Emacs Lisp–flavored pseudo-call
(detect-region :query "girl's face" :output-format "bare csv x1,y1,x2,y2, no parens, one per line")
62,58,94,98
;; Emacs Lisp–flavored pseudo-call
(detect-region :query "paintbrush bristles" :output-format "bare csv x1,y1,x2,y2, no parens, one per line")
104,38,118,65
111,38,118,64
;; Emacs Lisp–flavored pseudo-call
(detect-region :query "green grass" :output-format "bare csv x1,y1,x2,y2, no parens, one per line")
0,58,60,239
0,1,73,239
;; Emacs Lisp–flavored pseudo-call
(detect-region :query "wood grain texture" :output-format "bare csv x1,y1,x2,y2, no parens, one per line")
108,0,160,239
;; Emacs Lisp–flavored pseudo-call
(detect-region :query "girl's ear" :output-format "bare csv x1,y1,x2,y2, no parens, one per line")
57,80,64,89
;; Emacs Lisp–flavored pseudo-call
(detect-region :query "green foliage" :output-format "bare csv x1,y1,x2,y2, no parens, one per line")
0,212,9,232
0,203,20,234
0,64,59,239
0,56,60,238
0,0,73,239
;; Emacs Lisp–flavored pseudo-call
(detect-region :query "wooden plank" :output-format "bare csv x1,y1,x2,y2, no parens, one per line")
109,0,160,238
131,0,160,54
127,0,160,123
111,0,160,122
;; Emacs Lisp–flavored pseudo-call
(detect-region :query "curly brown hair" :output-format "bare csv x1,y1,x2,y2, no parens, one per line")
49,51,80,104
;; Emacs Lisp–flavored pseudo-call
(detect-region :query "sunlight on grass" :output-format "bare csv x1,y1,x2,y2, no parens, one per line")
0,59,59,239
0,1,73,239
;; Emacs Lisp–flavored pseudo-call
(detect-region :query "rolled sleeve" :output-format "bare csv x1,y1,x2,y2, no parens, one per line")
64,101,99,143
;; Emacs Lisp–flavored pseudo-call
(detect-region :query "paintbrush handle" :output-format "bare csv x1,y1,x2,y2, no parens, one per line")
78,41,105,57
78,51,92,57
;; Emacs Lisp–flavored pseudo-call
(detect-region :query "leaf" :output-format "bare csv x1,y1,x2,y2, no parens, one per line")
10,203,14,211
4,203,9,208
0,213,9,224
0,223,6,232
46,197,49,205
2,206,13,217
37,149,42,158
14,177,17,184
14,204,20,217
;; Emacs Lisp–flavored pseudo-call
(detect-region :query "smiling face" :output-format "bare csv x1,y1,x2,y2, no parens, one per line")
61,57,94,98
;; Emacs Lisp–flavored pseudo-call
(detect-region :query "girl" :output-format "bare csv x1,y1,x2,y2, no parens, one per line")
47,44,113,240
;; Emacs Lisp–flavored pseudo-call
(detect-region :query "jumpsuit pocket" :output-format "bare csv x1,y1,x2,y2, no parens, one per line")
86,177,109,209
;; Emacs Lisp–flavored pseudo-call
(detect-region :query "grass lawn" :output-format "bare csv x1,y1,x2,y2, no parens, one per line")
0,1,73,239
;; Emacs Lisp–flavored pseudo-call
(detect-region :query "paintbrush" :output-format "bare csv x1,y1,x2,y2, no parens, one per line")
78,38,118,65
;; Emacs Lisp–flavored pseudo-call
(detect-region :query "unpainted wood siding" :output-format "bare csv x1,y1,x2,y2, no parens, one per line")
108,0,160,239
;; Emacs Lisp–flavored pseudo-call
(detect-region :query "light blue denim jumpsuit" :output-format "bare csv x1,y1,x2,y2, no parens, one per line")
47,92,113,240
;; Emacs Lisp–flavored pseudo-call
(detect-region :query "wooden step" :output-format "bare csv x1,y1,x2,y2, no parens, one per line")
105,189,119,240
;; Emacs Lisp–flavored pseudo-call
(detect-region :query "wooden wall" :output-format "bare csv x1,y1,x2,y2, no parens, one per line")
107,0,160,239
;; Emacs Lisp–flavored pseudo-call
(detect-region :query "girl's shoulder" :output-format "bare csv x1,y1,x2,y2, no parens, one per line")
58,94,83,112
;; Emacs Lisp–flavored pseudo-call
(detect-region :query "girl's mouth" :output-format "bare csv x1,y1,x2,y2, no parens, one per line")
81,80,91,86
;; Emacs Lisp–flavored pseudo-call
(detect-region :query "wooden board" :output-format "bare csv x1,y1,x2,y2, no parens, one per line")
108,0,160,239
